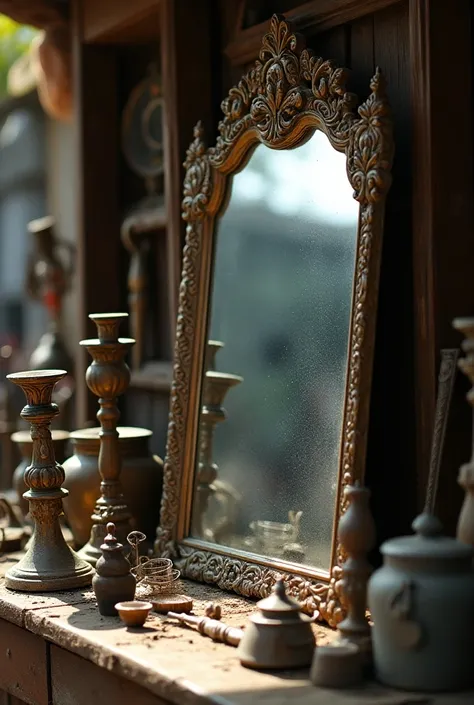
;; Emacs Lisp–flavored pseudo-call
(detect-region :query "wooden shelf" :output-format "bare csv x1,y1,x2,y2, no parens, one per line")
0,556,471,705
82,0,161,44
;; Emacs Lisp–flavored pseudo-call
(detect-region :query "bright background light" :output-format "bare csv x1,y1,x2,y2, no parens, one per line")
233,130,358,226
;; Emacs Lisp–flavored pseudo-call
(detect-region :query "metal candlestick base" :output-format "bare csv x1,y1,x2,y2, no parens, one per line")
78,313,135,567
5,370,94,591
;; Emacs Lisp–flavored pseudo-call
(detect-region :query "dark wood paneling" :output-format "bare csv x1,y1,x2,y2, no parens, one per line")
160,0,215,337
50,646,166,705
409,0,474,529
368,1,417,545
0,620,48,705
349,14,374,95
308,25,348,67
226,0,404,64
409,0,437,496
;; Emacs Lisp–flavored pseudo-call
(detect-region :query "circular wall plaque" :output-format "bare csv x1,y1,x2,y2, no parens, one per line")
122,65,164,181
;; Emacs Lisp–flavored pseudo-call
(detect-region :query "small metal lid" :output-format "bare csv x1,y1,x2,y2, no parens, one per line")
100,522,124,553
381,513,474,562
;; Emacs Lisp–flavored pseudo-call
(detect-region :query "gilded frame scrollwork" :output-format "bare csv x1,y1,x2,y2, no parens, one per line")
154,14,394,627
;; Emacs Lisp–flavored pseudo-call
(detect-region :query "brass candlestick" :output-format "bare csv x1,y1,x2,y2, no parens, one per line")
453,318,474,546
5,370,94,591
193,360,242,538
78,314,135,566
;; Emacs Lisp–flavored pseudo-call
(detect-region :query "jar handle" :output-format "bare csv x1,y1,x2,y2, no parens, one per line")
387,580,422,650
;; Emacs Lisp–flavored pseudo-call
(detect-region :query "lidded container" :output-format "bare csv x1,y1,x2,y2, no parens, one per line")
92,522,136,616
237,578,315,669
368,513,474,692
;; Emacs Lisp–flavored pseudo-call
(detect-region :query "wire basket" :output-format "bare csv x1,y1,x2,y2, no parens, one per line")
127,531,182,598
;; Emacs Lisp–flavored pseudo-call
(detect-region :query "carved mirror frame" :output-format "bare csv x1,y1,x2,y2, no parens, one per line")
154,15,394,626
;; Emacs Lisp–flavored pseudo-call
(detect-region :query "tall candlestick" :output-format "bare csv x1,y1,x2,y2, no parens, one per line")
78,313,135,566
337,482,375,659
5,369,94,591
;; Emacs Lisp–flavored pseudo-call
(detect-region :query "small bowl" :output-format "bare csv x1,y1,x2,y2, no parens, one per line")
115,601,153,628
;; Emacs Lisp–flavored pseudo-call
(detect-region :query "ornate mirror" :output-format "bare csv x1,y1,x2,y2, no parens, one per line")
155,15,393,626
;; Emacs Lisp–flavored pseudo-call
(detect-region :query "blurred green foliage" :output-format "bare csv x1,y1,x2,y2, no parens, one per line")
0,15,37,99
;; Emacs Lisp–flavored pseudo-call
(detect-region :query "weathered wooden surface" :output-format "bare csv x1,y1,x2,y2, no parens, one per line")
0,620,48,705
51,646,168,705
0,554,472,704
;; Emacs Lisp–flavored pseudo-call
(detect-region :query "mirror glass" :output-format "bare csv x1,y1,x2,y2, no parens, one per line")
190,130,359,572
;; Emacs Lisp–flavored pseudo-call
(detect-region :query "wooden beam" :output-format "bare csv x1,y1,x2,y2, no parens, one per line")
225,0,403,65
82,0,160,44
72,0,122,425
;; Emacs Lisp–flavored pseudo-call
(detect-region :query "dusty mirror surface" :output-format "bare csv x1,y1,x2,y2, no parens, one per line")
190,130,359,572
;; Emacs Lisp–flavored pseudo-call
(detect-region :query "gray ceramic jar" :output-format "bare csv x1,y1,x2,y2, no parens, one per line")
368,513,474,692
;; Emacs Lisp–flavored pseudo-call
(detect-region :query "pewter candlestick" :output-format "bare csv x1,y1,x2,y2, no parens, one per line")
5,369,94,591
453,318,474,546
78,313,135,566
337,482,375,659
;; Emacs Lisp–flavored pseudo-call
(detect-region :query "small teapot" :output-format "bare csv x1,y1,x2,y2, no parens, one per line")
368,513,474,692
237,578,315,669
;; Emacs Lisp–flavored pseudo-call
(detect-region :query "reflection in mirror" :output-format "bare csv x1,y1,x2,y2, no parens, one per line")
191,130,360,572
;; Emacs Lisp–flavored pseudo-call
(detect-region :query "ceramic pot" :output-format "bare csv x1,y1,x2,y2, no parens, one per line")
62,426,163,547
368,513,474,692
11,429,70,517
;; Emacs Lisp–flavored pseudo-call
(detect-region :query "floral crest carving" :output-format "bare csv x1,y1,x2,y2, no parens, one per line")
155,14,394,627
212,14,358,163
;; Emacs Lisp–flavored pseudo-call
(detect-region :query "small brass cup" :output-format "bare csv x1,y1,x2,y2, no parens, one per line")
115,600,153,628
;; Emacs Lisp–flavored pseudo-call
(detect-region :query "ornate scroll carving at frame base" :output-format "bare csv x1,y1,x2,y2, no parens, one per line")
175,546,345,626
154,14,394,627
